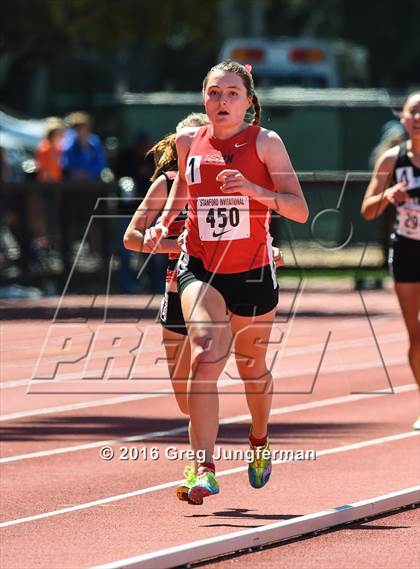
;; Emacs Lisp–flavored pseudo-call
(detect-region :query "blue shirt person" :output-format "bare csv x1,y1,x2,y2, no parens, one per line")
62,112,106,180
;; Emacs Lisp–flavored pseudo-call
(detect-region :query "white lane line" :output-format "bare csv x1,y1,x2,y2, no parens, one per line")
91,486,420,569
0,352,407,391
286,331,405,354
0,392,167,422
0,329,406,389
0,384,416,464
0,313,394,358
0,350,408,395
0,430,418,529
0,356,408,422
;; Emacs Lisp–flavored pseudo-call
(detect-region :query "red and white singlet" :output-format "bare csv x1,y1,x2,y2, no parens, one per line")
184,124,275,273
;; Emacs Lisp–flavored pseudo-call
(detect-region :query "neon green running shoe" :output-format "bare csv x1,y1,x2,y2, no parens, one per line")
248,440,272,489
176,466,203,505
188,466,219,504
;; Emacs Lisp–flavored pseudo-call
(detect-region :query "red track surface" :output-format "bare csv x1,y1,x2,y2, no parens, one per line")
210,508,420,569
1,285,419,568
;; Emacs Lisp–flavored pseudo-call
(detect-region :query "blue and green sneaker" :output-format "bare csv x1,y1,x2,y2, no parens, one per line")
176,466,203,505
188,466,219,504
248,440,272,489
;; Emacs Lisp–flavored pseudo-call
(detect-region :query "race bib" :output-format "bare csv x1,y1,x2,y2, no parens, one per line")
197,196,250,241
396,204,420,240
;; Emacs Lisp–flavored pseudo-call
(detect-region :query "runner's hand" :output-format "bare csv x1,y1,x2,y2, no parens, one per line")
273,246,284,268
384,181,408,206
144,224,168,250
216,169,254,196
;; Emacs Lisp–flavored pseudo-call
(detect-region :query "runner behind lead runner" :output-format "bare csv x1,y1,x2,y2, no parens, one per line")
123,113,209,482
361,92,420,430
145,60,308,504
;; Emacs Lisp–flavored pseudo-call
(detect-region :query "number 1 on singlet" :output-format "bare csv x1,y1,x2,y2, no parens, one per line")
186,156,202,185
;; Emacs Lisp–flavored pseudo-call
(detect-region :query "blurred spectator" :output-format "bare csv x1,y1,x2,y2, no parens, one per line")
114,131,155,200
17,117,66,273
0,150,44,296
36,117,65,182
0,146,11,181
103,136,120,176
0,146,20,278
62,111,107,180
0,146,57,278
30,117,65,261
61,112,107,268
113,131,159,293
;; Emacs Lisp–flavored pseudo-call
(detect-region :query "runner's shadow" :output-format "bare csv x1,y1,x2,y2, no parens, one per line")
0,415,187,441
187,508,299,528
346,523,410,530
217,421,381,443
1,417,383,442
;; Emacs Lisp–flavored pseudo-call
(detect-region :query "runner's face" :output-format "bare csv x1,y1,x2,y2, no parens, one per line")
401,95,420,139
203,71,252,127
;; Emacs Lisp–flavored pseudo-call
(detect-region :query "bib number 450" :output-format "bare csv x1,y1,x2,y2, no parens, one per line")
197,195,250,241
206,207,240,229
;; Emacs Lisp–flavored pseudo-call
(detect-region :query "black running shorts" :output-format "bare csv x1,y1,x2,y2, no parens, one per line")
389,234,420,283
177,254,279,317
159,291,188,336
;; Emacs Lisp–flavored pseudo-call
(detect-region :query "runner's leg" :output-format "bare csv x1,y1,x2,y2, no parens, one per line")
394,282,420,386
181,281,231,463
162,327,191,415
162,327,199,458
230,308,277,439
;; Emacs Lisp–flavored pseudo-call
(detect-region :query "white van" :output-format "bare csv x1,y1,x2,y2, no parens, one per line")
219,37,368,88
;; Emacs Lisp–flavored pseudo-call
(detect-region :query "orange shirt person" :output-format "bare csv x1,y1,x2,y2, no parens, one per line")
36,118,65,182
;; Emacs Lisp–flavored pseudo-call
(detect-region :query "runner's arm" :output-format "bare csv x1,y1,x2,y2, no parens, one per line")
143,130,192,248
217,130,308,223
123,175,180,254
361,147,406,220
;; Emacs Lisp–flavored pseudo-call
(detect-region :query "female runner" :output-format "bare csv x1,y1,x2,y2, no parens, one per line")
145,61,308,503
124,113,209,503
362,92,420,430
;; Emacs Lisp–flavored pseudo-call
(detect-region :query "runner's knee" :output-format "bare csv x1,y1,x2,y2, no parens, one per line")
237,362,272,387
190,329,229,377
236,356,269,381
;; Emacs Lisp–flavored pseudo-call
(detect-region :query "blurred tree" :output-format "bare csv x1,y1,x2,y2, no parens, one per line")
340,0,420,87
0,0,219,58
0,0,222,107
0,0,418,100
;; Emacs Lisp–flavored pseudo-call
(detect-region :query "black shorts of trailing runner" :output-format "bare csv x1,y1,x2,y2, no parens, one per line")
159,291,188,336
388,234,420,283
177,254,279,317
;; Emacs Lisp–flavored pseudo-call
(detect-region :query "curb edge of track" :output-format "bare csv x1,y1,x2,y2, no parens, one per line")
91,486,420,569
